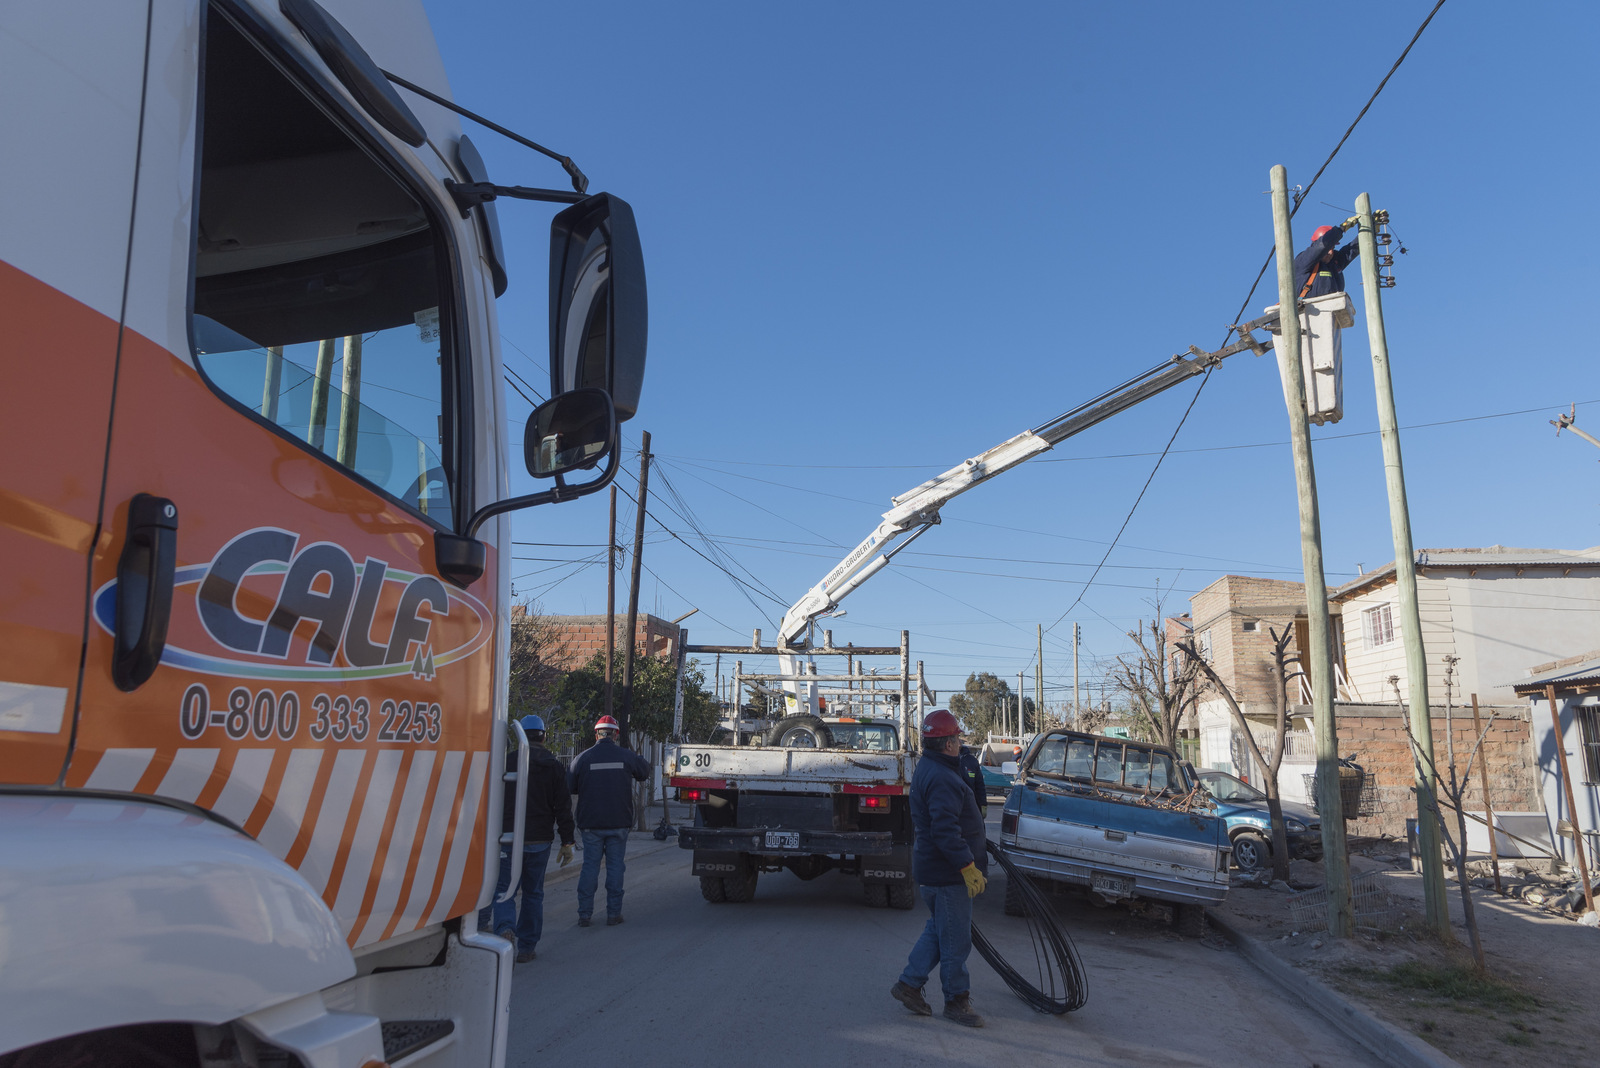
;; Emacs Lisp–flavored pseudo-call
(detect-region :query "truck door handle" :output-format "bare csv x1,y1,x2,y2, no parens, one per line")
112,494,179,692
1103,829,1126,842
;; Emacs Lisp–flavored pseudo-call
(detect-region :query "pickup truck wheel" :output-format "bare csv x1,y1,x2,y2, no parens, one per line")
722,865,760,903
1174,903,1206,937
1004,873,1028,916
765,714,835,749
700,876,728,904
1231,831,1271,873
862,881,889,908
887,883,916,910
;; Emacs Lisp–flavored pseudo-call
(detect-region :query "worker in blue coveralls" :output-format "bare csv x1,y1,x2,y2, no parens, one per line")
1292,219,1360,299
487,714,574,963
891,709,988,1028
569,714,652,927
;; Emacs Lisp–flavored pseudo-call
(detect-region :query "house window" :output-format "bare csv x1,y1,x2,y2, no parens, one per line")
1363,603,1396,649
1242,620,1258,633
1197,629,1213,662
1577,705,1600,782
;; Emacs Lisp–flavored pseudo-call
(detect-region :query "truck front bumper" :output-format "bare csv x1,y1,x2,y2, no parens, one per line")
676,827,894,856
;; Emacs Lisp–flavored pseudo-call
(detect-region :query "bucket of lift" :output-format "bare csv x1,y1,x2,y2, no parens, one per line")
1265,292,1355,426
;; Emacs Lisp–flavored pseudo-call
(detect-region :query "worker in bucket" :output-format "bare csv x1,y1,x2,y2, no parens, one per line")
891,710,989,1028
1292,217,1361,299
489,714,575,963
568,714,652,927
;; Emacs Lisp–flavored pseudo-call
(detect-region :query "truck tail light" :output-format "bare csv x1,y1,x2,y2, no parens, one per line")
1000,811,1018,836
679,788,707,802
858,795,889,811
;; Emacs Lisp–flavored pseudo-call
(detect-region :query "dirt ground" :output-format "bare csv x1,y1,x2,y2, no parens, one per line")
1216,842,1600,1067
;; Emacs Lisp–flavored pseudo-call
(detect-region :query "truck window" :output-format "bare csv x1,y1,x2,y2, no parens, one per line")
1094,742,1125,785
828,723,898,751
188,10,457,527
1033,736,1066,776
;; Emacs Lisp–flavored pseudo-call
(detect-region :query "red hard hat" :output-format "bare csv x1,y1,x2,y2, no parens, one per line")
594,715,620,732
921,709,961,738
1311,225,1336,243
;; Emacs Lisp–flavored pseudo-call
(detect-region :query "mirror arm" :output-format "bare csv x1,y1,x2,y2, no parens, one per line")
462,443,621,539
444,179,588,218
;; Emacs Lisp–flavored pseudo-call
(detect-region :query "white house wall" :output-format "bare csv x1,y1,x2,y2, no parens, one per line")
1444,571,1600,700
1340,581,1459,701
1532,693,1600,866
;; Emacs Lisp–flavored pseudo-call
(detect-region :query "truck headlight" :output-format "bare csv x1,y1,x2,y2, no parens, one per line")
1285,818,1307,833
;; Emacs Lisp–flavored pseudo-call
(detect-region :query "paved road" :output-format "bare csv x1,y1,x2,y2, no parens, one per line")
504,820,1372,1068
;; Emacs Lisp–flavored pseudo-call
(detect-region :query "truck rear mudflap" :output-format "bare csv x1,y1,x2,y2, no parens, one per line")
678,827,893,856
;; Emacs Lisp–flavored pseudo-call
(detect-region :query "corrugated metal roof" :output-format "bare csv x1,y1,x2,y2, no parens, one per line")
1513,651,1600,694
1332,546,1600,602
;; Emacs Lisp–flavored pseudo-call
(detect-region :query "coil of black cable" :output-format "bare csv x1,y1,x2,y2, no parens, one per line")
970,840,1088,1014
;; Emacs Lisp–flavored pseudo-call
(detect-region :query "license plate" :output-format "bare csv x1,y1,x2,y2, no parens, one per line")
1090,872,1134,899
764,830,800,849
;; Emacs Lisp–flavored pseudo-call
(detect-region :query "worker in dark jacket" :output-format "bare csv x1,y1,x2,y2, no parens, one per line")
488,715,575,963
568,714,652,927
958,743,987,818
1292,220,1360,299
891,710,988,1028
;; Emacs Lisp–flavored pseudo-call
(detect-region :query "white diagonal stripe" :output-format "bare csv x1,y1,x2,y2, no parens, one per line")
256,749,324,859
391,750,463,935
212,749,275,828
299,748,368,895
154,749,220,804
355,749,435,948
331,748,403,933
83,748,156,791
427,750,489,926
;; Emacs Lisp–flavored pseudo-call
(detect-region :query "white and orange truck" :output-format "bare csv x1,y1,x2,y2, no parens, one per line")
1,1,647,1064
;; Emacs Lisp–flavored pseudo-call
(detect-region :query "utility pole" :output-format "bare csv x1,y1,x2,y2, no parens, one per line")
1036,624,1044,728
605,486,617,721
1017,671,1025,735
1355,191,1449,936
619,432,652,747
1073,622,1081,728
1270,165,1353,938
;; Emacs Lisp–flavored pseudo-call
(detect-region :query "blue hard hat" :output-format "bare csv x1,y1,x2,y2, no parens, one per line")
520,714,546,732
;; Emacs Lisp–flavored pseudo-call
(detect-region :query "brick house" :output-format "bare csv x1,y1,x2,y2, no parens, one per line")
508,608,682,671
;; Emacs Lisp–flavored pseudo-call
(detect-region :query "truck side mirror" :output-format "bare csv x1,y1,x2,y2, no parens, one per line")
549,194,647,421
525,388,615,479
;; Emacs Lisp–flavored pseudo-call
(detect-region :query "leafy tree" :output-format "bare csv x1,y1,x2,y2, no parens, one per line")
549,649,721,746
947,672,1036,738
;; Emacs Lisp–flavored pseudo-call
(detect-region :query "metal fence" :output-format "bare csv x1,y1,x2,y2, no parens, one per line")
1287,871,1405,933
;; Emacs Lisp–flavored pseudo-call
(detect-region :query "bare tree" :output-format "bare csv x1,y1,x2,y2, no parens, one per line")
1111,616,1201,749
1391,671,1496,973
1179,625,1301,881
506,602,571,723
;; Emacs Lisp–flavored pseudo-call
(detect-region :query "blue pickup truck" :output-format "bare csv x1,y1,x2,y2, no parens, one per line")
998,730,1230,935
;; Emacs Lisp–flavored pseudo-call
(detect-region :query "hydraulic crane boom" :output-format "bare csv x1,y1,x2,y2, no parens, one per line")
774,317,1278,698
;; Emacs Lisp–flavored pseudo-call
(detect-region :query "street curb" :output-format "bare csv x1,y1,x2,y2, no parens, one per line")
1207,913,1463,1068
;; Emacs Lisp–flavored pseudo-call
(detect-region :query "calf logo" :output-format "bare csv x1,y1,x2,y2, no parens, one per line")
93,526,490,682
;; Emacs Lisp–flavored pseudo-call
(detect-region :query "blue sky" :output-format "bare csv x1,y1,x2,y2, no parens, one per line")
424,1,1599,707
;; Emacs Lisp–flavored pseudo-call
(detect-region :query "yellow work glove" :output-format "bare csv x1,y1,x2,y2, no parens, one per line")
558,844,574,868
960,862,986,898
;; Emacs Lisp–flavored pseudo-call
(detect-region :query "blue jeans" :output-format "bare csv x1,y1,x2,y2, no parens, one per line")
577,827,629,919
484,842,553,952
899,883,973,1001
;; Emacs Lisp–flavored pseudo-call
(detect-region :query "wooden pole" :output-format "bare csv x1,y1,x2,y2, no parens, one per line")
1469,694,1502,893
1270,165,1352,938
335,334,362,467
605,486,616,722
1546,684,1595,914
308,338,336,451
1355,191,1449,934
619,432,652,747
261,345,284,422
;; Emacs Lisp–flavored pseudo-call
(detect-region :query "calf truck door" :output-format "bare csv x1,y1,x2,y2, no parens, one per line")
0,2,150,784
66,1,498,949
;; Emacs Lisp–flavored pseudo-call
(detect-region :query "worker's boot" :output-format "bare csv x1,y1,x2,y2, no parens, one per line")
890,981,932,1016
942,994,984,1028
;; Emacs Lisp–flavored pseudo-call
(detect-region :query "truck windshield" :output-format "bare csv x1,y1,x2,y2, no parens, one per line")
828,723,898,751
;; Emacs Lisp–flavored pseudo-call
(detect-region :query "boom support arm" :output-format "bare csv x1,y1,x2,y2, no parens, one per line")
775,321,1275,647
